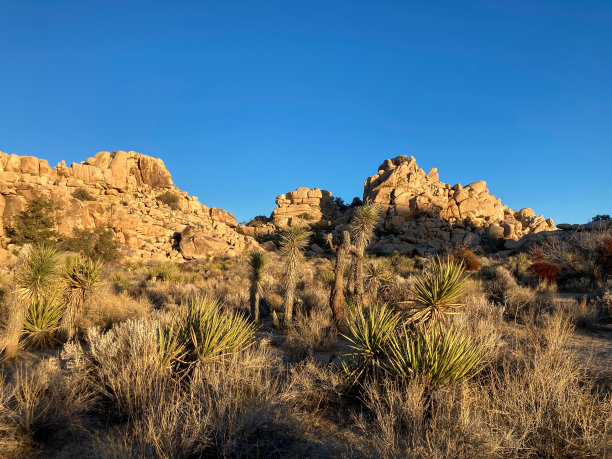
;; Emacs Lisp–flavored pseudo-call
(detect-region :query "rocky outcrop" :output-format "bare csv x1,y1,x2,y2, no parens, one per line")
271,187,340,227
359,155,555,254
0,150,255,260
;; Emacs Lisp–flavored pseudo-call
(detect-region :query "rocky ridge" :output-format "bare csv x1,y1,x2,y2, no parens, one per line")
0,150,256,261
267,155,557,255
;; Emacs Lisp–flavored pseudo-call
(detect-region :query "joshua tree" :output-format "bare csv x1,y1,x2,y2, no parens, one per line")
61,255,104,341
4,244,62,360
326,231,357,328
279,226,311,326
348,201,381,305
248,251,267,322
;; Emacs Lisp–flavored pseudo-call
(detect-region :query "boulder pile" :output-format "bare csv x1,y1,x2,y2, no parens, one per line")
0,150,256,261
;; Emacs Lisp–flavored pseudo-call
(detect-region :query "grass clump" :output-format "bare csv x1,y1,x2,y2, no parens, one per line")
147,262,184,283
22,295,64,349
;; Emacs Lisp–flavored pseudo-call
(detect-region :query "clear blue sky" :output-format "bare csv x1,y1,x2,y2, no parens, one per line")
1,1,610,224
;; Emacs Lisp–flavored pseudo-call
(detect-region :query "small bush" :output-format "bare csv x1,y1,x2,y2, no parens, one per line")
595,236,612,276
71,187,96,201
451,245,481,271
531,261,559,284
156,191,180,210
61,227,121,262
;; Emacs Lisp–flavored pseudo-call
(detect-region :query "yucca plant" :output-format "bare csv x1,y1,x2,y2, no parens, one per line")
4,244,63,360
157,322,187,371
341,303,401,388
62,255,104,340
348,201,381,304
386,325,486,388
279,226,311,325
22,294,64,349
174,296,256,364
402,256,468,330
248,251,267,322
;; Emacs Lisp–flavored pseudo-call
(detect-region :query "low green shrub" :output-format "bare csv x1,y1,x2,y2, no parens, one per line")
61,227,121,262
72,187,96,201
156,191,180,210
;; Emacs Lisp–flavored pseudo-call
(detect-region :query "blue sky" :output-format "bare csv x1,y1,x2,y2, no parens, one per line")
1,1,610,223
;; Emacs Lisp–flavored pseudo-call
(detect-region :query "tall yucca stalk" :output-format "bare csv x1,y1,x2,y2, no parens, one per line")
326,231,355,327
279,226,311,325
61,255,104,341
3,244,63,360
341,303,401,388
386,325,486,388
348,201,381,304
402,256,468,330
248,251,267,323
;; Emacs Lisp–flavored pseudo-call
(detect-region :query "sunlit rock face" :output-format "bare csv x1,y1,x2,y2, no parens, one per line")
0,150,256,261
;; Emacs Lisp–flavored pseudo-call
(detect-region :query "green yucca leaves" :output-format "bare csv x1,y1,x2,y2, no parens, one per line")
22,295,64,349
341,303,401,387
63,255,104,297
248,251,267,281
403,256,468,330
349,201,382,253
170,296,256,364
14,244,63,303
386,326,486,388
157,323,187,370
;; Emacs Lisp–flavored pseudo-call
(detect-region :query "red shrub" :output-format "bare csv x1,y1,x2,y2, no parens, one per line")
452,245,482,271
530,261,559,284
595,236,612,276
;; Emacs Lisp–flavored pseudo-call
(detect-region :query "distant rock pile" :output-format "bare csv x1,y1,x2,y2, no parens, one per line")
271,187,340,227
0,150,256,261
268,155,557,255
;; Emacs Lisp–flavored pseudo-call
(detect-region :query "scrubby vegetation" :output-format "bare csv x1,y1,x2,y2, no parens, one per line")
0,213,611,457
156,191,180,210
71,187,97,201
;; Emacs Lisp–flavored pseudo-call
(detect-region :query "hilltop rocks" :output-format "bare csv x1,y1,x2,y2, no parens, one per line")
360,155,555,253
271,187,340,227
0,150,256,260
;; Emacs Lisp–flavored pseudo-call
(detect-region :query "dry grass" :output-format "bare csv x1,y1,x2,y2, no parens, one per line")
0,254,610,457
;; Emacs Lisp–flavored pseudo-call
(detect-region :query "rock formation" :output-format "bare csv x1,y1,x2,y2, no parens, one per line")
268,154,557,255
271,187,340,227
0,150,256,261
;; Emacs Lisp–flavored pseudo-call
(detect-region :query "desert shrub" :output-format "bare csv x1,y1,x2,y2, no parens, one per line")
71,187,96,201
111,273,131,293
595,235,612,277
365,258,395,296
156,191,180,210
246,215,269,227
61,227,121,262
284,308,335,360
297,212,315,221
451,245,481,271
530,261,559,284
78,287,151,332
147,262,184,283
9,197,60,245
0,358,94,455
